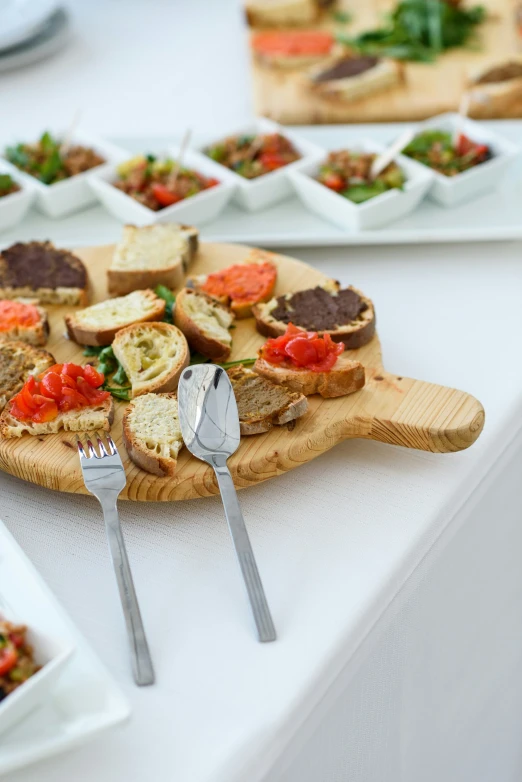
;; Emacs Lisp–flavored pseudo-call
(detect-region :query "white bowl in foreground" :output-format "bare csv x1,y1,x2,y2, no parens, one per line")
199,117,325,212
407,113,521,208
0,161,35,233
0,623,74,736
288,139,433,231
89,147,236,227
0,131,130,219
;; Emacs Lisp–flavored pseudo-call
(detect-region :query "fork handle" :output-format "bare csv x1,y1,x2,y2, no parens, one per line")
102,503,155,685
213,462,276,643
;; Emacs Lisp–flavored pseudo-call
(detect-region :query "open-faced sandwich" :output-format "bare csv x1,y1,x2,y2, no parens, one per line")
245,0,334,27
253,281,375,348
228,363,308,433
65,289,166,346
251,29,335,68
0,362,113,437
113,155,220,211
174,288,235,361
0,342,55,409
317,149,406,203
112,322,189,398
0,299,49,346
108,223,199,296
122,392,184,477
5,131,105,185
307,54,401,102
0,241,89,306
254,323,365,398
205,132,301,179
468,56,522,118
187,249,277,318
402,130,491,176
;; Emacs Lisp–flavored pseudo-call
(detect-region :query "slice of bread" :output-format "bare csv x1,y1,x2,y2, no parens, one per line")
174,287,234,361
228,364,308,434
0,299,49,346
0,397,114,438
307,56,401,103
187,249,278,319
252,283,375,349
108,223,199,296
245,0,321,27
122,392,184,476
254,352,365,398
0,342,55,408
112,322,189,398
65,289,166,347
0,241,88,306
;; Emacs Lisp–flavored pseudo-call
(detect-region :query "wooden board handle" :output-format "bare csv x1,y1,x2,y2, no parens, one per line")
359,372,485,454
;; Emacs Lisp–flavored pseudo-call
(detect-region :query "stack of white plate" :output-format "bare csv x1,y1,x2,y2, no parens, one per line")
0,0,71,72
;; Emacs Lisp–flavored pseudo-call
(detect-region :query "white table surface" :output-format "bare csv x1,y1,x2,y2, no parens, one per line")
2,2,522,780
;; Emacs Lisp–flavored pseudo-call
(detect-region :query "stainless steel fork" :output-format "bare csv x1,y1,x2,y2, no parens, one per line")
76,431,155,686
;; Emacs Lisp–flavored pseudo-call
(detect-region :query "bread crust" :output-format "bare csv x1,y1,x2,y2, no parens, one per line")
252,285,375,349
108,264,184,297
122,392,182,476
65,289,166,346
254,353,365,398
174,288,233,362
0,286,88,306
0,397,114,438
112,322,189,397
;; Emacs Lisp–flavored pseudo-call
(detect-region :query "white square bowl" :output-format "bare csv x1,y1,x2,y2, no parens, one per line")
88,147,237,227
0,622,74,736
288,139,434,231
0,161,35,233
405,113,521,208
198,117,325,212
1,131,130,219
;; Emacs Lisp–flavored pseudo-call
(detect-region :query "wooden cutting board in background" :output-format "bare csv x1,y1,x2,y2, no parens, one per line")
250,0,521,123
0,243,484,501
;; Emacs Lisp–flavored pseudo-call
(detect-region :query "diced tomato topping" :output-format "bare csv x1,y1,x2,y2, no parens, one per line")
251,30,334,58
202,259,277,308
205,177,220,188
260,322,344,372
456,134,489,163
0,300,41,332
258,152,287,172
9,633,24,649
0,645,17,676
151,183,182,207
323,173,345,192
8,363,108,424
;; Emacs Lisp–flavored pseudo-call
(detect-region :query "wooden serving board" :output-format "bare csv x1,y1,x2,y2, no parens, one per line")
0,242,484,501
251,0,522,124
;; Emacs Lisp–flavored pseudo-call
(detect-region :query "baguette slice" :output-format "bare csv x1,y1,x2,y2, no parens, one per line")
122,392,184,476
0,397,114,438
252,283,375,349
307,55,401,102
245,0,321,27
174,288,234,361
0,342,55,408
0,299,49,346
228,364,308,434
108,223,199,296
112,322,189,398
254,352,365,398
0,241,88,306
187,249,277,319
65,289,166,347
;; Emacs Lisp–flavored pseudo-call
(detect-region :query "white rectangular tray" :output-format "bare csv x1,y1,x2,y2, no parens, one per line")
0,522,129,776
2,121,522,249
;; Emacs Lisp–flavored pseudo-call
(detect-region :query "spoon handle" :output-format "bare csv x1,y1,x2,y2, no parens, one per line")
213,463,276,643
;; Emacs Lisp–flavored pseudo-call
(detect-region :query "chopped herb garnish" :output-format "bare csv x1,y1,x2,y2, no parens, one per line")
155,284,176,322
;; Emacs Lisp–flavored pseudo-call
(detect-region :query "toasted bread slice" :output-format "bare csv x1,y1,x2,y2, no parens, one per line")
65,289,166,347
252,283,375,349
187,249,278,319
0,241,88,305
245,0,321,27
228,364,308,434
0,342,55,408
174,288,234,361
0,397,114,438
307,56,401,103
112,322,189,398
254,352,365,398
0,299,49,346
122,392,184,476
108,223,199,296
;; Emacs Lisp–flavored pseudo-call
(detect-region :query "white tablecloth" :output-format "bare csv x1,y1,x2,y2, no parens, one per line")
2,1,522,779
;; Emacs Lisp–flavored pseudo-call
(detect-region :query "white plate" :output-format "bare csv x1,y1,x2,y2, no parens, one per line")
0,522,129,777
2,122,522,249
0,8,70,73
0,0,58,51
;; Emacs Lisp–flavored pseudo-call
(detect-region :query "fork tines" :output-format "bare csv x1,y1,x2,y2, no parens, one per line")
76,431,117,459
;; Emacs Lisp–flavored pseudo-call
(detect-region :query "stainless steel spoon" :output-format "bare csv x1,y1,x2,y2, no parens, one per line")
178,364,276,643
